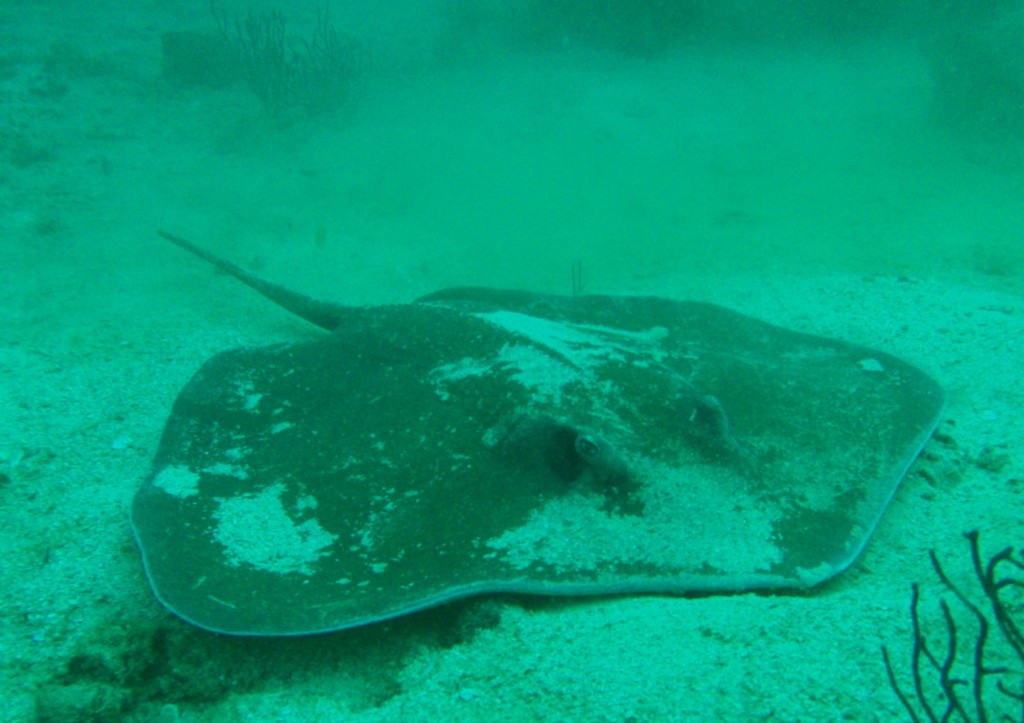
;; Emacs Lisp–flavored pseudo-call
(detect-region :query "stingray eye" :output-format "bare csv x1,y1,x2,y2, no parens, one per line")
575,434,601,459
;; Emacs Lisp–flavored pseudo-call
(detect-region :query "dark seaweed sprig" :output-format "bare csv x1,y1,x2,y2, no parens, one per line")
211,1,367,118
883,531,1024,722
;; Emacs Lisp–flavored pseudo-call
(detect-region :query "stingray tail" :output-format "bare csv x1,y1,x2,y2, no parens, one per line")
158,231,349,331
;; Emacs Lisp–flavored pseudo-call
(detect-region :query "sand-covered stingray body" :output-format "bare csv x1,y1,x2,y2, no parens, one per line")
131,233,944,635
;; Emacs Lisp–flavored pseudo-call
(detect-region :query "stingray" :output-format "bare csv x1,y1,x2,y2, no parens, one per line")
131,231,944,635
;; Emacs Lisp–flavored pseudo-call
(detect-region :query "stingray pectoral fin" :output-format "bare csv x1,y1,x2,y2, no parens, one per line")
158,230,350,331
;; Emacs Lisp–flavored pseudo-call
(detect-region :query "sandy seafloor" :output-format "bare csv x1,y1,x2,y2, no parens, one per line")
2,2,1023,721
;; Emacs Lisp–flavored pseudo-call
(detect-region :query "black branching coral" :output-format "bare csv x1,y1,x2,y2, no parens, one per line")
211,1,368,118
882,531,1024,722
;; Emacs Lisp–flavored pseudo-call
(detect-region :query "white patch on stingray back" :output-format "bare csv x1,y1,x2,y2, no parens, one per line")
152,465,201,499
429,356,497,400
486,458,782,577
493,343,579,402
212,483,336,575
232,377,263,411
478,311,669,369
203,462,248,480
427,311,671,403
